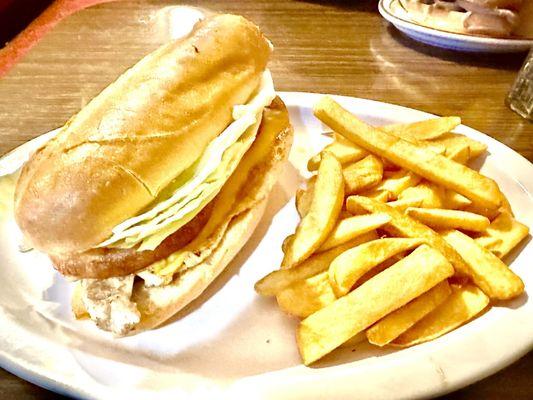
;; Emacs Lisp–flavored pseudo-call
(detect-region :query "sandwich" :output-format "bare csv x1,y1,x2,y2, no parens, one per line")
13,14,293,335
398,0,531,38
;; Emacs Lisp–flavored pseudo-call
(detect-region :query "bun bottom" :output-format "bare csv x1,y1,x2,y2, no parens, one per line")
129,199,267,334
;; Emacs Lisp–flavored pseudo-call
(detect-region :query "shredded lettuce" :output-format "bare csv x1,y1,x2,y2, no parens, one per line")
98,70,275,251
0,170,19,219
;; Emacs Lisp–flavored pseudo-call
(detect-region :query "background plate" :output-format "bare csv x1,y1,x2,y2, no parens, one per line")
0,92,532,400
379,0,533,53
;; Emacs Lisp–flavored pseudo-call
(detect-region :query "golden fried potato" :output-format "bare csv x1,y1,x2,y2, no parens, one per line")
431,133,487,160
373,170,421,199
255,231,378,296
446,144,470,164
297,245,454,365
268,97,529,365
339,331,367,348
358,189,390,202
348,190,390,214
342,155,383,195
399,182,446,209
381,116,461,141
499,193,514,216
307,133,368,171
313,97,501,209
405,207,490,232
461,203,501,220
392,284,489,347
441,229,524,300
445,190,472,209
277,272,336,318
353,254,405,287
402,140,447,155
346,195,471,277
367,280,451,346
281,234,294,253
319,213,390,251
328,238,423,297
386,197,423,211
295,176,316,218
475,211,529,259
282,152,344,268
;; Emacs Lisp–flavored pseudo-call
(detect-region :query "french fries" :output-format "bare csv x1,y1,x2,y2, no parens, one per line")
499,194,514,216
377,121,450,156
431,133,487,160
255,232,378,296
308,133,368,171
313,97,501,209
382,137,447,156
399,182,445,208
461,202,501,220
445,190,472,209
281,235,294,253
297,245,454,365
359,189,390,202
381,157,399,171
398,182,473,211
339,331,367,348
446,145,470,164
411,141,446,155
295,176,316,218
367,280,451,346
343,155,383,194
328,238,424,297
354,254,404,287
373,170,421,198
319,213,390,251
392,284,489,347
282,152,344,268
277,272,336,318
405,207,490,232
386,197,423,211
346,196,471,277
475,211,529,259
381,116,461,141
441,229,524,300
255,96,529,366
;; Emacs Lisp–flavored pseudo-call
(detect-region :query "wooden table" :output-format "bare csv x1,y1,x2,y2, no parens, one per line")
0,0,531,398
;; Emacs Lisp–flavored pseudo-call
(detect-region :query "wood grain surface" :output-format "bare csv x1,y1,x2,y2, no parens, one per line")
0,0,531,399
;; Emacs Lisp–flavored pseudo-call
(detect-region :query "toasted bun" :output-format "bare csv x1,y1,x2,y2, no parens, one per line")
72,97,293,334
14,14,271,255
51,95,289,279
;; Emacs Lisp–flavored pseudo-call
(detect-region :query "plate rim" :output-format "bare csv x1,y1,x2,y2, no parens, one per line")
378,0,533,51
1,91,532,400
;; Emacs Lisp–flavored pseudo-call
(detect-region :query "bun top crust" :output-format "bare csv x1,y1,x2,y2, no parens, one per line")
14,14,271,255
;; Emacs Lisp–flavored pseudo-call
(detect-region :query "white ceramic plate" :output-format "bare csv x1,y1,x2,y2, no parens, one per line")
0,92,532,400
379,0,533,53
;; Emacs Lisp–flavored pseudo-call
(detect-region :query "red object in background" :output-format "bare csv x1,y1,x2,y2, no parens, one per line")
0,0,54,44
0,0,116,78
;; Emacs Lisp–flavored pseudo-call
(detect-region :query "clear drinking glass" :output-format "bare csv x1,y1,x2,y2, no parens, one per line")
506,48,533,121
